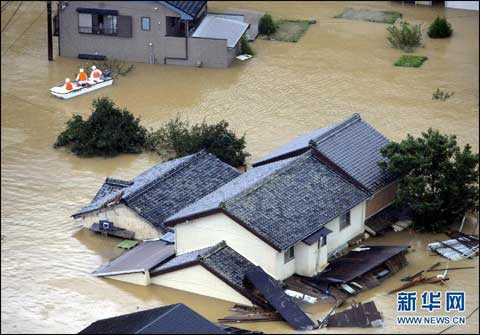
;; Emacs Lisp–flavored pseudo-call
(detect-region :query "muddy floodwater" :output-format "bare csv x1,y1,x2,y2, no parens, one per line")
1,1,479,334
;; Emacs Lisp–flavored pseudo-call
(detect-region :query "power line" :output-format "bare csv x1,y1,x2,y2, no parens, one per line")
1,1,22,33
1,7,45,56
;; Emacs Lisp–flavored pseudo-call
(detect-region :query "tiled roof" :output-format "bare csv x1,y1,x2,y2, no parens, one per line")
151,242,256,297
253,114,396,193
163,1,207,18
165,158,296,224
222,151,369,251
73,151,241,233
93,240,175,277
91,178,132,203
78,303,225,334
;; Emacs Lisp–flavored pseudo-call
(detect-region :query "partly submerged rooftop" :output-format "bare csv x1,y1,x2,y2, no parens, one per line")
192,14,250,48
73,150,241,233
253,113,396,193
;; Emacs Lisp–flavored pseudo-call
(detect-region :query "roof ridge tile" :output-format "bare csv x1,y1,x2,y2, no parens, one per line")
310,113,361,147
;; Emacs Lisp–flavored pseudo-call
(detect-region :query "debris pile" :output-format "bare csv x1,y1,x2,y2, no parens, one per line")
323,301,383,328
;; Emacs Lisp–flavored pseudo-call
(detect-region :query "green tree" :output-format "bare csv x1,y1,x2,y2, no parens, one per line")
428,16,453,38
55,97,147,157
259,13,277,36
379,129,479,232
146,117,249,167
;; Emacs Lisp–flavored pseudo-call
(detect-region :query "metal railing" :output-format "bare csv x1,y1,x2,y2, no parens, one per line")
79,26,117,36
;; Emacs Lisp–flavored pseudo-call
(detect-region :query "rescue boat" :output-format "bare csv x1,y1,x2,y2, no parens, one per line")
50,70,113,100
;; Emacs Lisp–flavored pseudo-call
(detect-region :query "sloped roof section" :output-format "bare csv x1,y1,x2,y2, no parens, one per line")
311,114,395,192
253,114,396,193
93,240,175,277
91,178,133,203
151,242,257,299
165,157,296,224
162,1,207,19
192,14,249,48
78,303,225,334
223,151,369,251
73,151,240,233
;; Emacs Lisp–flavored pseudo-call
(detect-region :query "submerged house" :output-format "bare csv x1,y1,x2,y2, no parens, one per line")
57,1,250,68
92,114,398,306
72,150,240,240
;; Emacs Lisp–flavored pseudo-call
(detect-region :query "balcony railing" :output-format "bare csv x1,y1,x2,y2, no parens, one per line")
79,26,117,36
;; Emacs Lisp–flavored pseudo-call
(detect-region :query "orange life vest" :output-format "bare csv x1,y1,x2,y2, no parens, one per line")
93,70,101,78
66,82,73,91
78,72,88,81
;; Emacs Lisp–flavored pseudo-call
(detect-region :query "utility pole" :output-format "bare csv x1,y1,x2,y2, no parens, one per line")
47,0,53,61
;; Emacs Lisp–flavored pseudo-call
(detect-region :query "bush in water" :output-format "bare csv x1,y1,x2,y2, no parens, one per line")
387,20,422,52
428,17,453,38
259,13,277,35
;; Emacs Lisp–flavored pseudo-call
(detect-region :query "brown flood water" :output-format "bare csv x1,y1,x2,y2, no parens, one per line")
1,1,479,333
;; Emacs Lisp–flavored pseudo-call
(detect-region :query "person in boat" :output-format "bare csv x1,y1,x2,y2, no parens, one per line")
64,78,74,91
76,68,88,84
89,65,103,81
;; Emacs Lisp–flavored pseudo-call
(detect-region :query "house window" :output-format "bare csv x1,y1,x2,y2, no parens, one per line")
78,13,118,35
284,246,295,263
321,235,327,247
141,17,150,31
339,211,351,231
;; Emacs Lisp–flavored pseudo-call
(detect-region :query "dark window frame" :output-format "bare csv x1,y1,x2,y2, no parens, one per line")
78,12,118,36
284,246,295,264
141,16,150,31
339,211,351,231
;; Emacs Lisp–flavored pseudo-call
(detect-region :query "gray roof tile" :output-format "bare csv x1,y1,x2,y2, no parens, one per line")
73,151,241,233
163,1,207,18
223,151,369,250
253,114,396,193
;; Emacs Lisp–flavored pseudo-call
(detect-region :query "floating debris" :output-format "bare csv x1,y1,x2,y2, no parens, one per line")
90,221,135,240
116,240,139,250
388,275,449,295
428,231,479,261
326,301,383,328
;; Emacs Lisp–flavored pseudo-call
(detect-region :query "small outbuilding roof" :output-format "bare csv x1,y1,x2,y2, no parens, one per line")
161,1,207,20
253,114,396,193
73,151,240,233
78,303,226,334
93,240,175,277
192,14,250,48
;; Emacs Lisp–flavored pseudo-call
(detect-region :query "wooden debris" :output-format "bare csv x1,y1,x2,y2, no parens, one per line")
388,275,450,295
427,266,475,272
401,262,441,282
326,301,383,328
90,222,135,239
219,312,282,323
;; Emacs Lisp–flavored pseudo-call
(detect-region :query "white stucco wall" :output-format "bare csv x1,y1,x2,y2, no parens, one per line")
76,204,161,240
104,271,150,286
174,213,280,278
445,1,479,10
150,265,253,306
324,202,366,257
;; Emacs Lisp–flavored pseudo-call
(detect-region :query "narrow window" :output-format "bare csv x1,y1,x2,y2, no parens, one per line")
339,211,351,231
321,235,327,247
79,13,93,33
141,17,150,31
284,246,295,263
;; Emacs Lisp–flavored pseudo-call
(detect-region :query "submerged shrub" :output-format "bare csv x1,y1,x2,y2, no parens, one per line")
146,117,249,167
240,35,255,55
387,20,422,52
259,13,277,35
55,97,147,157
432,88,454,101
428,16,453,38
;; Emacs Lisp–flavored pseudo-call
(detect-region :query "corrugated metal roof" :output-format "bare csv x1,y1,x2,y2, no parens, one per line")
192,14,249,48
93,240,175,277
